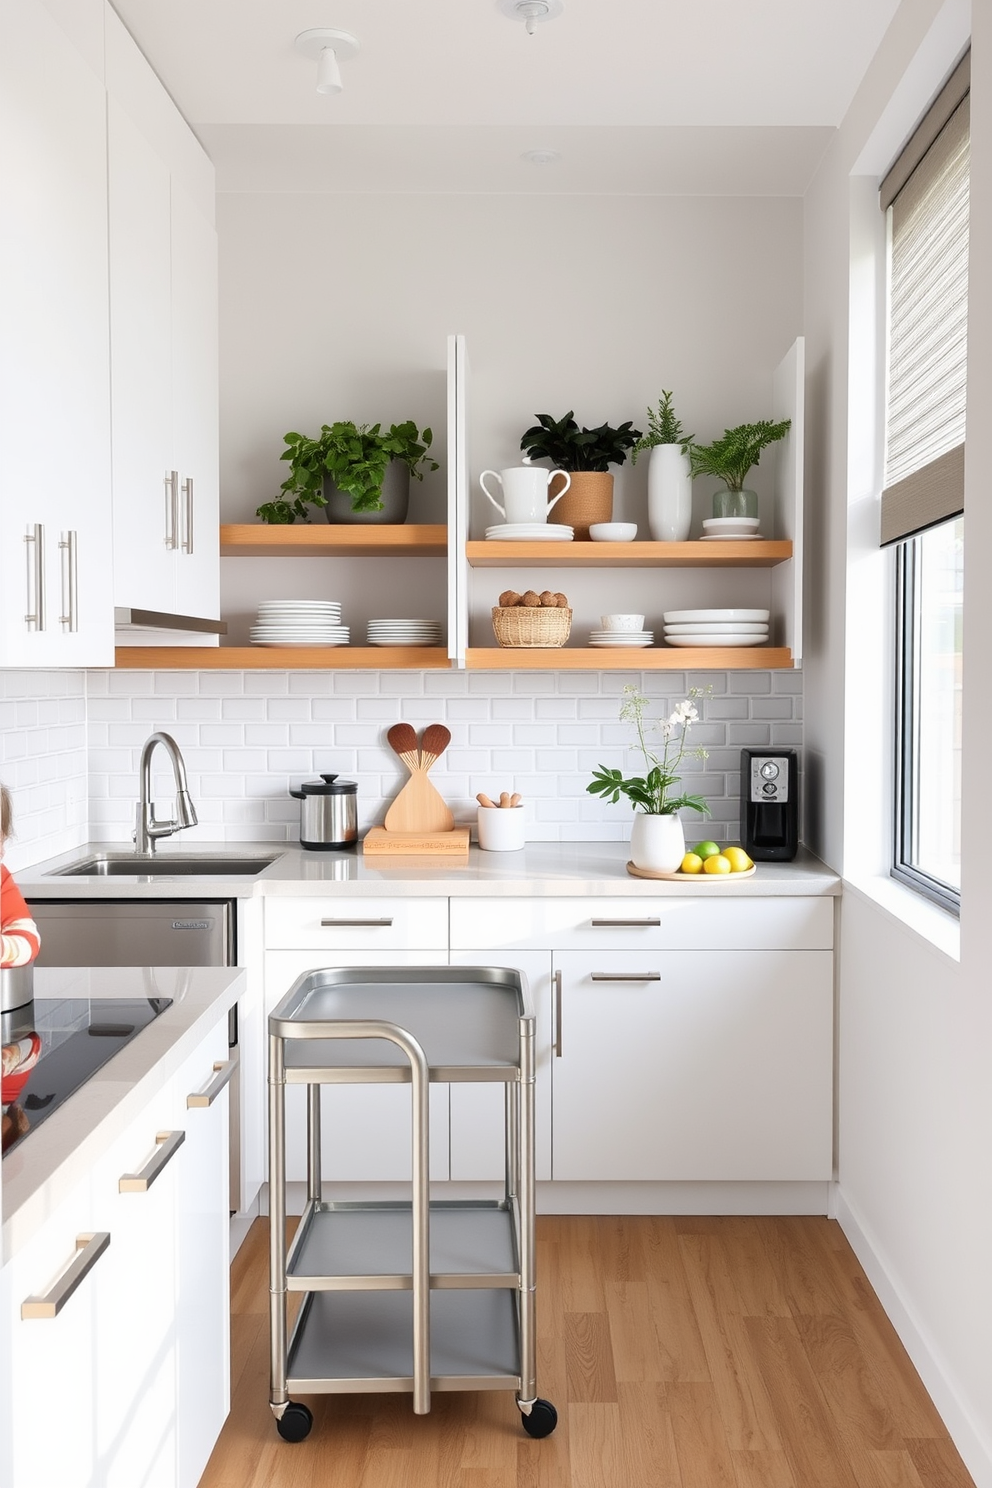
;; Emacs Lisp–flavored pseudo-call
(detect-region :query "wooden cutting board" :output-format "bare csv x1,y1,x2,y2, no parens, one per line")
363,825,470,856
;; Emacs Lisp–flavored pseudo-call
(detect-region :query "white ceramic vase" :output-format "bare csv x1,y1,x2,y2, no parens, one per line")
647,445,693,542
629,812,685,873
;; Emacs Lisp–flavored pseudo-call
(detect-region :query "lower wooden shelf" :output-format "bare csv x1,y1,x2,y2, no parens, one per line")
466,647,795,670
114,646,452,670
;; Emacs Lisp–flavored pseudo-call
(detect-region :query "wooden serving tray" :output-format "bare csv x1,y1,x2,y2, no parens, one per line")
626,861,756,881
363,826,471,857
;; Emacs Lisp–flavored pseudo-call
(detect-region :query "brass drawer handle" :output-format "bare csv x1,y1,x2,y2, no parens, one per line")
119,1129,185,1192
589,918,661,927
187,1056,238,1108
319,917,394,927
553,969,563,1058
590,973,662,982
21,1232,111,1319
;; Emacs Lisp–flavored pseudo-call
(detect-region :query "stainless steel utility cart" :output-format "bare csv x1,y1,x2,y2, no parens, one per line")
267,965,558,1443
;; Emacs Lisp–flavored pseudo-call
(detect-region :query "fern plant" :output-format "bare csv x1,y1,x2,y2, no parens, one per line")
631,390,693,464
685,419,791,491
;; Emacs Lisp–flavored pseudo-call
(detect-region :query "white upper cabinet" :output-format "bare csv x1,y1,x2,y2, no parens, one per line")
105,7,220,632
0,0,114,668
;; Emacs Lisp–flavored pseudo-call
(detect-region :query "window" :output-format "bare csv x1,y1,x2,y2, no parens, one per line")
882,53,968,913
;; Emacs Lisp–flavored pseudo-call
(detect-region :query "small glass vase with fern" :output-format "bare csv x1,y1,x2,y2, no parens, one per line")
686,418,791,520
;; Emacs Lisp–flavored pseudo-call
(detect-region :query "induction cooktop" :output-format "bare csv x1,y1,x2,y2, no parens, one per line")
1,995,172,1158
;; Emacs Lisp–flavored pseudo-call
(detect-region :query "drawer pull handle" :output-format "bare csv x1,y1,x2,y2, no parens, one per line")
319,918,394,928
22,1232,111,1319
590,918,661,928
187,1056,238,1108
119,1129,185,1192
553,969,563,1058
590,973,662,982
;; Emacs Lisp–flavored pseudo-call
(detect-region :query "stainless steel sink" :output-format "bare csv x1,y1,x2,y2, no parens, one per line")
50,852,278,878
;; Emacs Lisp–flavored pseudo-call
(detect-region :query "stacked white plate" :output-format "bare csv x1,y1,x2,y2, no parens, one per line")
662,608,770,648
700,517,763,541
367,618,442,647
589,629,654,648
485,523,574,541
250,600,349,647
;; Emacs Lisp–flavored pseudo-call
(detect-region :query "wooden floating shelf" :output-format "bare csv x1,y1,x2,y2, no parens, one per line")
219,524,447,557
114,646,452,670
466,647,795,671
466,539,793,568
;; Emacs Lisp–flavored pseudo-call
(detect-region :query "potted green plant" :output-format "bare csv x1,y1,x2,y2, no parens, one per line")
686,418,791,521
587,685,710,873
256,420,438,526
631,390,695,542
519,410,642,538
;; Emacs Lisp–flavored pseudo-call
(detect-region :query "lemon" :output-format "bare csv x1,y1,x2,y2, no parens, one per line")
703,853,732,874
723,846,753,873
693,840,721,860
679,852,703,874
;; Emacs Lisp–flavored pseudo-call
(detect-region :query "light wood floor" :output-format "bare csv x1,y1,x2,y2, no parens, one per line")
199,1214,975,1488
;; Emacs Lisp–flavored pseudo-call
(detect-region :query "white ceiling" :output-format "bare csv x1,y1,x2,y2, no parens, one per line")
109,0,903,194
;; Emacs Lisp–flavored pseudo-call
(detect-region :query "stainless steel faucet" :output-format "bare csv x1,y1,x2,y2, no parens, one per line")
134,732,198,854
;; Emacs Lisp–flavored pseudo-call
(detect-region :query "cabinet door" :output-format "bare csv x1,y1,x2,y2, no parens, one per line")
5,1175,102,1488
552,949,833,1182
170,179,220,622
0,0,113,667
265,949,451,1183
174,1016,231,1488
107,96,176,614
448,949,552,1182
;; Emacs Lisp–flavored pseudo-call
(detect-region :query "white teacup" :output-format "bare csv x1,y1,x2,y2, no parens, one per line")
601,613,645,632
480,466,571,525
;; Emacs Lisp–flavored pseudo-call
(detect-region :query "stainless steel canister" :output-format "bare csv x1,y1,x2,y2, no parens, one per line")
289,774,358,850
1,963,35,1014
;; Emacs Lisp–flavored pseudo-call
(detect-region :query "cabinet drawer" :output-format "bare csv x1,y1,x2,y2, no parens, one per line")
264,897,448,951
450,896,833,951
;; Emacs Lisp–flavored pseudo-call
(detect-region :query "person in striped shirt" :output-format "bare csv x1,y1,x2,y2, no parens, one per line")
1,784,41,968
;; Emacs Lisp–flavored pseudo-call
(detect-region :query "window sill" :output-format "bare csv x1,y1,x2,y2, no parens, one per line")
842,870,960,963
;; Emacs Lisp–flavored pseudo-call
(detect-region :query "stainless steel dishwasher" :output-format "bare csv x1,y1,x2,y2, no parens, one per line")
27,898,242,1209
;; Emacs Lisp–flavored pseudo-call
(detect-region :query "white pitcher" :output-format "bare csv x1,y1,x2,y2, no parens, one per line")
480,465,571,525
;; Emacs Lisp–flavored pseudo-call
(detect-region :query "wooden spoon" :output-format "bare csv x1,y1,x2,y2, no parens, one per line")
419,723,451,773
386,721,420,773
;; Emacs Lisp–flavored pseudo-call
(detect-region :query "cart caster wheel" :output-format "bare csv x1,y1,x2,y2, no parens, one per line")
276,1401,313,1442
520,1398,558,1438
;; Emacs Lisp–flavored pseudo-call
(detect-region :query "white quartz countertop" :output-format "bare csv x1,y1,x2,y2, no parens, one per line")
17,840,840,899
2,965,245,1263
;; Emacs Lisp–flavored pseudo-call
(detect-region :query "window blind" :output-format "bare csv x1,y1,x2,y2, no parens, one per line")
881,71,969,547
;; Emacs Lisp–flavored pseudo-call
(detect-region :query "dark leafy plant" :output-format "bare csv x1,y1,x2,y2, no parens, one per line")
587,685,710,816
631,390,694,464
256,420,438,524
520,411,642,473
685,418,791,492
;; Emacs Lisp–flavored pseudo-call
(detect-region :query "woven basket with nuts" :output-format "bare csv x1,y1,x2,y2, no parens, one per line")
492,589,571,648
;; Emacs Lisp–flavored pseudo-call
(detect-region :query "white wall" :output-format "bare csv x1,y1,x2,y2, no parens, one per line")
803,1,992,1482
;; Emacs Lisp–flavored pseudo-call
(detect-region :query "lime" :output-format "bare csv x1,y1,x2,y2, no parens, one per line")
679,852,703,875
703,854,732,874
693,840,721,860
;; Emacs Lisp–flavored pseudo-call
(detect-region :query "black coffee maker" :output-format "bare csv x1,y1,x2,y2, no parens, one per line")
740,749,798,861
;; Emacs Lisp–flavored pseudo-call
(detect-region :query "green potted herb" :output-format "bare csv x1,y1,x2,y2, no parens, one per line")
519,410,642,538
686,418,791,521
257,420,438,526
631,390,695,541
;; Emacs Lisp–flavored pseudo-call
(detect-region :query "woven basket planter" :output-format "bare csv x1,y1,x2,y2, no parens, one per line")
492,606,572,648
548,471,613,539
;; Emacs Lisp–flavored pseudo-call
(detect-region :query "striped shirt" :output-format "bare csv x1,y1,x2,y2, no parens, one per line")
1,863,41,967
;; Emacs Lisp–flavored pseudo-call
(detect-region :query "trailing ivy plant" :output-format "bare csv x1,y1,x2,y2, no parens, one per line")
256,420,438,524
631,390,694,464
685,418,791,492
519,411,642,473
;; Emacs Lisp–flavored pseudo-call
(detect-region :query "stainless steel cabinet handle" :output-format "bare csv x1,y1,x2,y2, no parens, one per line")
59,530,78,631
590,918,661,928
590,972,662,982
21,1232,111,1319
553,969,563,1058
181,476,194,554
187,1056,237,1108
319,917,393,928
24,523,45,631
164,470,179,549
119,1129,185,1192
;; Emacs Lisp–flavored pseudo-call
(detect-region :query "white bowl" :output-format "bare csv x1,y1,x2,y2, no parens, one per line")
589,523,638,542
701,517,760,534
601,613,645,632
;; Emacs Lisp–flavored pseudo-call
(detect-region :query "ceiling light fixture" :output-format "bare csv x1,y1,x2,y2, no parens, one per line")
498,0,564,36
294,28,359,95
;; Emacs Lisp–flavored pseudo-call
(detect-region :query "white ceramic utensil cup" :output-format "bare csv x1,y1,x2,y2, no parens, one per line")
477,805,526,851
480,466,571,525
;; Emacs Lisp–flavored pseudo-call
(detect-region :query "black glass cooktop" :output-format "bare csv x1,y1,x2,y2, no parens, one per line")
2,995,172,1158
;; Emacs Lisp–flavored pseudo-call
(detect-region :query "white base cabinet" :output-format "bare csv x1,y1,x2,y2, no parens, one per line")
2,1008,231,1488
